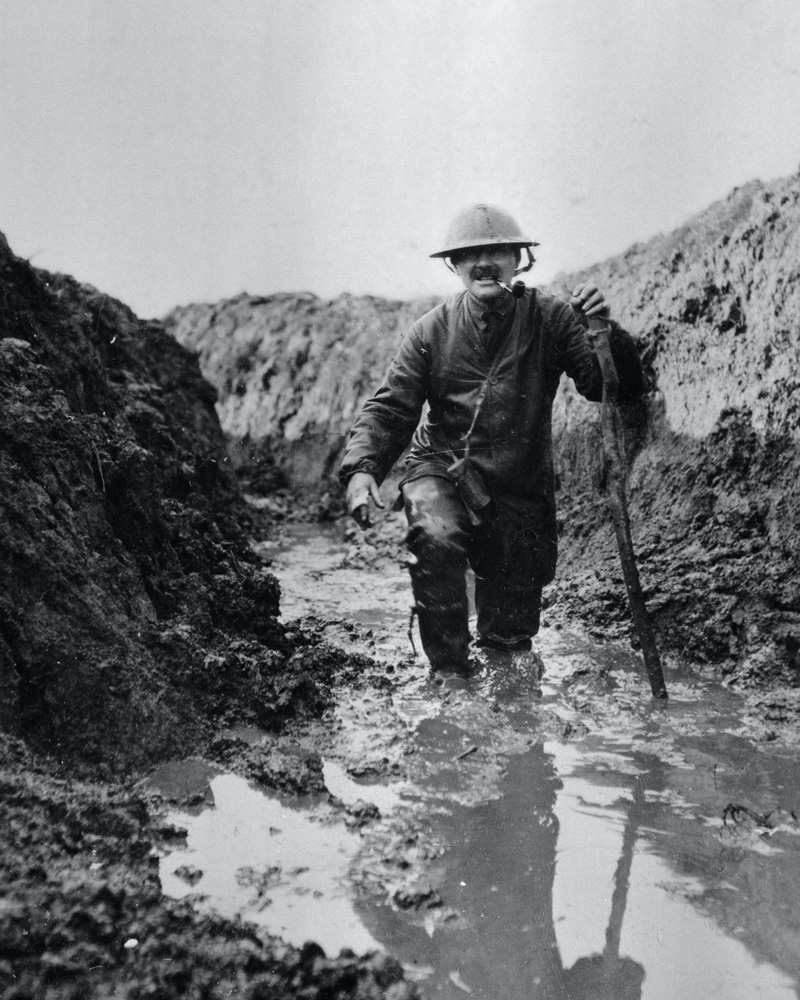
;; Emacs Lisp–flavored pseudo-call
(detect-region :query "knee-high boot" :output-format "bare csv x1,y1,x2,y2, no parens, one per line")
402,476,472,673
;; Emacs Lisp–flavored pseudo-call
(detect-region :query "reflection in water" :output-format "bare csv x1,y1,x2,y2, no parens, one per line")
264,522,800,996
560,772,646,999
361,744,646,999
551,740,798,999
151,707,800,998
359,730,798,1000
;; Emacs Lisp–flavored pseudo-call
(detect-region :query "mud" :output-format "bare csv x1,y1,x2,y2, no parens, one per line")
0,230,418,998
149,515,800,999
3,167,800,997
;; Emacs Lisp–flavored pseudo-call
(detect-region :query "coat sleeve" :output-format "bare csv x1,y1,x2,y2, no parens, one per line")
338,323,431,486
554,303,643,403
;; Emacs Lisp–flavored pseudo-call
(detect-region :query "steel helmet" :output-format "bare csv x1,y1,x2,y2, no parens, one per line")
430,204,537,259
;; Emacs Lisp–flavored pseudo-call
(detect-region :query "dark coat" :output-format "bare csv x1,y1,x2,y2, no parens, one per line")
339,287,643,578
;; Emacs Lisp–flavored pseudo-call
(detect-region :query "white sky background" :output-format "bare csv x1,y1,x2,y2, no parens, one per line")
2,0,800,319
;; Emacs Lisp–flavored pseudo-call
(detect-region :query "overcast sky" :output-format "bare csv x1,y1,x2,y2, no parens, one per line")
2,0,800,318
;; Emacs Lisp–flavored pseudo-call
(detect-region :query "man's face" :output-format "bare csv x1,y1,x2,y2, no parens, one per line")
452,245,517,302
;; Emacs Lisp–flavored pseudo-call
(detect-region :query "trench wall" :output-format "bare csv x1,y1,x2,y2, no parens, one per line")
0,233,288,769
166,173,800,687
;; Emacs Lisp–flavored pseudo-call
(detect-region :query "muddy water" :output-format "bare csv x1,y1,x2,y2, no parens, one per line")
160,520,800,999
157,766,383,956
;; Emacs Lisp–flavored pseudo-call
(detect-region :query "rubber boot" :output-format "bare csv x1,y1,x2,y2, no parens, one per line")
403,477,472,675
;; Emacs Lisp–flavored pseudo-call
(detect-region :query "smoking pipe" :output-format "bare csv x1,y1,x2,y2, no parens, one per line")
493,279,526,298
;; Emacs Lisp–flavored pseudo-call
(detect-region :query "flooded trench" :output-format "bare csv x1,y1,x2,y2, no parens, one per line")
156,518,800,999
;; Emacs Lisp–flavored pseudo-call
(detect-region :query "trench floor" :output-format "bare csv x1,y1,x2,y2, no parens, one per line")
155,520,800,1000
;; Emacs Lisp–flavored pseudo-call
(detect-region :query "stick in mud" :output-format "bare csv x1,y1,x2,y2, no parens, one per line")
586,315,668,700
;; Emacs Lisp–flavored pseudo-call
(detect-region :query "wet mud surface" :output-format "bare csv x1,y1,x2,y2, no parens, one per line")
152,517,800,1000
3,213,800,997
0,230,417,999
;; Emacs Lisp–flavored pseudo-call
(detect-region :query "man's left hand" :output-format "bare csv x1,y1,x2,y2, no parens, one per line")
570,282,610,319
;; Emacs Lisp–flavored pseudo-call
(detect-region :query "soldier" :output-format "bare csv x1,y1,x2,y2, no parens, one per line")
339,205,643,681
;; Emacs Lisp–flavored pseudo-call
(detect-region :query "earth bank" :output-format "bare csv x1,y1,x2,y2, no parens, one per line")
167,170,800,695
0,231,417,998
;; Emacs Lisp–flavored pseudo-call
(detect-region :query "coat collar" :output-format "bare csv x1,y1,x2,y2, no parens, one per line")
464,289,516,332
464,292,516,339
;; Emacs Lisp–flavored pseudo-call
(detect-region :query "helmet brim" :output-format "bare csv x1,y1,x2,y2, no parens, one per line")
430,237,537,259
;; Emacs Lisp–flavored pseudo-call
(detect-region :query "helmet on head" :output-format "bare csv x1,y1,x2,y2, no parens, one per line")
430,204,533,257
430,204,539,273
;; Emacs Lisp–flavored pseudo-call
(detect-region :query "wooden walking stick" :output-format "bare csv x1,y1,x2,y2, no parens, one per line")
586,316,668,700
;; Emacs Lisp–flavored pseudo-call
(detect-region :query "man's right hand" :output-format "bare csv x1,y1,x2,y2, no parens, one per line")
346,472,384,529
570,282,610,319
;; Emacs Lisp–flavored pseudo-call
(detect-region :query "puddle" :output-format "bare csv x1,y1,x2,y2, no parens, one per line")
156,522,800,996
548,742,797,999
156,770,381,956
351,730,799,999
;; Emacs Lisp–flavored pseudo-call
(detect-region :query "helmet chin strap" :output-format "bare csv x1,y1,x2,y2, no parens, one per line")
514,245,538,274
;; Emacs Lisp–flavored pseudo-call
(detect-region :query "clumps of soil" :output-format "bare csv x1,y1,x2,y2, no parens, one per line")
239,741,326,795
208,731,327,796
0,229,296,770
392,887,444,912
547,174,800,692
0,232,419,998
550,400,800,692
0,732,416,1000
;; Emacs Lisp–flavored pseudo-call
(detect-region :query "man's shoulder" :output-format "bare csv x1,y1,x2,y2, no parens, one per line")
528,288,572,321
412,292,466,335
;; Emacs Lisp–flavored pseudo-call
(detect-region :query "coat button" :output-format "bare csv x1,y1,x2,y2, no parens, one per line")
489,376,499,385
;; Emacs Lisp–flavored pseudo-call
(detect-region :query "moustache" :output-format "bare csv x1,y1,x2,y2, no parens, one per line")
471,267,500,280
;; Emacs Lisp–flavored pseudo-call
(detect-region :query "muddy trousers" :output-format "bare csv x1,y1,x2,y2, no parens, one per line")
402,476,545,672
